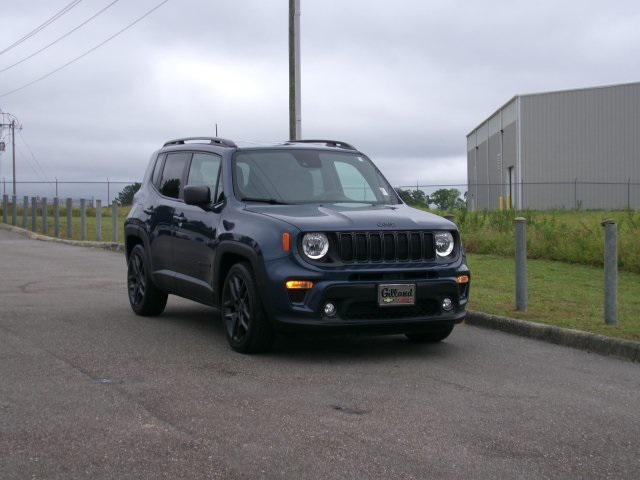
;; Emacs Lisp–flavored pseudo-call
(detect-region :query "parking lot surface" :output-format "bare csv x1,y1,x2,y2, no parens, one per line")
1,229,639,479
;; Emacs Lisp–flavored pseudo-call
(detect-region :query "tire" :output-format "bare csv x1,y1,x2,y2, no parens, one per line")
221,262,274,353
405,324,454,343
127,244,168,316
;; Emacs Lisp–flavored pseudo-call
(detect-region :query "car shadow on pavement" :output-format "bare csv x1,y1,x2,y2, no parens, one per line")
157,302,461,363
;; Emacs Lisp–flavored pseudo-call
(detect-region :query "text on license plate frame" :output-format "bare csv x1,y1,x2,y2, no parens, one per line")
378,283,416,307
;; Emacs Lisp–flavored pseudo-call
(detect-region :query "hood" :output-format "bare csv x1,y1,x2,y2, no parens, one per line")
244,203,456,232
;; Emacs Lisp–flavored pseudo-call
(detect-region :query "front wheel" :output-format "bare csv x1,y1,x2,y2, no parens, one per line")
405,324,454,343
127,244,168,316
222,262,274,353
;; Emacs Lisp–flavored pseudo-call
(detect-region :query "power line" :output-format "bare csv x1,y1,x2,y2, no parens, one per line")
0,1,84,56
0,0,171,99
0,0,122,75
18,130,53,183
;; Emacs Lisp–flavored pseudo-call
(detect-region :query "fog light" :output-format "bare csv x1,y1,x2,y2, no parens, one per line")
323,302,337,317
442,298,454,312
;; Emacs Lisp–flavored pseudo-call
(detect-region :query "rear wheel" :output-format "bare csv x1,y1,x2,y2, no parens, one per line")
405,324,454,343
127,244,167,316
222,262,274,353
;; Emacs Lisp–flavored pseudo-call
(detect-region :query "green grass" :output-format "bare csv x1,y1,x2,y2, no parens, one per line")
1,206,131,243
468,253,640,342
416,207,640,273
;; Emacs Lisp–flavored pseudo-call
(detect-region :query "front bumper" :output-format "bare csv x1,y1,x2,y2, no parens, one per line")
259,256,470,334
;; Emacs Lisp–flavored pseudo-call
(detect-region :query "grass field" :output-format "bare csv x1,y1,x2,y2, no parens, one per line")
467,253,640,341
0,206,131,244
425,208,640,273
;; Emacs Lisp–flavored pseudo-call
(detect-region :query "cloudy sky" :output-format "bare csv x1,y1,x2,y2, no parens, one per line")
1,0,639,198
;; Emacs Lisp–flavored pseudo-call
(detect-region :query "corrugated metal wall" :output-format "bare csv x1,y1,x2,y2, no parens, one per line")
520,82,640,209
467,82,640,210
466,100,518,210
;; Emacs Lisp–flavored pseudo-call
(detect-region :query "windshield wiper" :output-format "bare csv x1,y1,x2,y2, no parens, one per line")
240,197,290,205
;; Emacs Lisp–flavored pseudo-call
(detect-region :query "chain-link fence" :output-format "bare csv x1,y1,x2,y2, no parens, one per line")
0,179,137,205
396,181,640,210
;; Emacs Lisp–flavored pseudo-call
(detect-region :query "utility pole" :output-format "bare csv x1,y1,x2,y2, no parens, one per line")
11,120,15,196
288,0,301,140
0,113,20,196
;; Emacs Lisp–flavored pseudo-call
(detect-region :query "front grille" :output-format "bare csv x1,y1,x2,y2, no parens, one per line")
335,231,435,263
343,300,440,320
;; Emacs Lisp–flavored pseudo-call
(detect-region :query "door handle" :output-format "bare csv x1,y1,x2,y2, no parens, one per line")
143,206,155,215
173,213,186,222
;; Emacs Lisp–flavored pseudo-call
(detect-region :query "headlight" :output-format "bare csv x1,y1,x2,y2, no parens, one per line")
302,232,329,260
434,231,454,257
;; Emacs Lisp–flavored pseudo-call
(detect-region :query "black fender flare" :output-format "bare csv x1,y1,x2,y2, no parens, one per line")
124,223,152,268
213,240,271,312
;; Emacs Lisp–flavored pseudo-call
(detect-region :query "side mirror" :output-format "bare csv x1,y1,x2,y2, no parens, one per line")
183,185,211,206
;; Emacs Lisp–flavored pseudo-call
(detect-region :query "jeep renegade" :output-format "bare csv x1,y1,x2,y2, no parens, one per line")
125,138,470,353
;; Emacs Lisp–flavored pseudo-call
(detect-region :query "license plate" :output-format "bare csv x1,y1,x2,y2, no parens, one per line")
378,284,415,307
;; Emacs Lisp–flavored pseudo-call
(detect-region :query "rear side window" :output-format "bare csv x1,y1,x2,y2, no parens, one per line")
159,152,190,199
152,154,166,188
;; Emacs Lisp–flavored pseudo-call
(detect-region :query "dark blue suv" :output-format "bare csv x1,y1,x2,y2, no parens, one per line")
125,138,470,353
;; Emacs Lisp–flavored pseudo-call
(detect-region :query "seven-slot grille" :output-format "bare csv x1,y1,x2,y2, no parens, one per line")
335,231,435,263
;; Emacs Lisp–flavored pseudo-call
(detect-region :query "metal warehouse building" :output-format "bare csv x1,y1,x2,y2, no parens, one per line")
466,81,640,210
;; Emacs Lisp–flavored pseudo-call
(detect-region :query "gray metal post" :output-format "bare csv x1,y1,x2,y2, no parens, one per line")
2,194,7,224
80,198,87,241
42,197,48,234
22,196,28,228
30,197,36,232
66,198,73,239
515,217,528,311
95,199,102,241
11,195,17,225
602,220,618,326
111,202,118,243
54,197,60,237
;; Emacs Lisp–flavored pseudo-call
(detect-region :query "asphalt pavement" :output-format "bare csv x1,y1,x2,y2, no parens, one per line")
1,229,638,479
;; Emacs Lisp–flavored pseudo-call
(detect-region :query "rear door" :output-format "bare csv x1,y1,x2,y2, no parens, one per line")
149,151,191,289
172,152,223,304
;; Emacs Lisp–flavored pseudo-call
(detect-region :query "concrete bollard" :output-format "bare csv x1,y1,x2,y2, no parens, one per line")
112,202,118,243
80,198,87,241
31,197,37,232
602,220,618,326
11,195,17,226
515,217,528,311
2,194,7,224
22,196,28,228
96,199,102,241
54,197,60,237
42,197,48,234
66,198,72,239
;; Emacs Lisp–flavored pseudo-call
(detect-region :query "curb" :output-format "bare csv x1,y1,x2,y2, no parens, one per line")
465,310,640,363
0,223,124,252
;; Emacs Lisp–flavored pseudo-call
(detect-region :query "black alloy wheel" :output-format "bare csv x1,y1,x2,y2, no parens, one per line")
221,262,274,353
127,244,167,316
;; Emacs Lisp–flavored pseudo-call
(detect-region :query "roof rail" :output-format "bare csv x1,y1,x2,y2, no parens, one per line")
163,137,237,148
287,139,357,150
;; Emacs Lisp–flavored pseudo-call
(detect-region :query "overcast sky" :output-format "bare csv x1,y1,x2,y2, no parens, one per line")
1,0,639,198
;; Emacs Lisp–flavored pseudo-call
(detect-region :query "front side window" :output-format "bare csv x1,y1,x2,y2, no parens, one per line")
233,149,399,205
187,153,221,193
159,152,190,199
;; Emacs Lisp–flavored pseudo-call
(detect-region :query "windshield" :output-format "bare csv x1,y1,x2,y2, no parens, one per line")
233,149,400,205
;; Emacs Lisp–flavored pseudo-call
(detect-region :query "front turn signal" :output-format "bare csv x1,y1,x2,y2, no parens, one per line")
285,280,314,290
282,232,292,252
457,275,470,284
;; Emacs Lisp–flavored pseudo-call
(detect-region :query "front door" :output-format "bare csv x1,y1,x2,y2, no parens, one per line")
172,152,222,304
